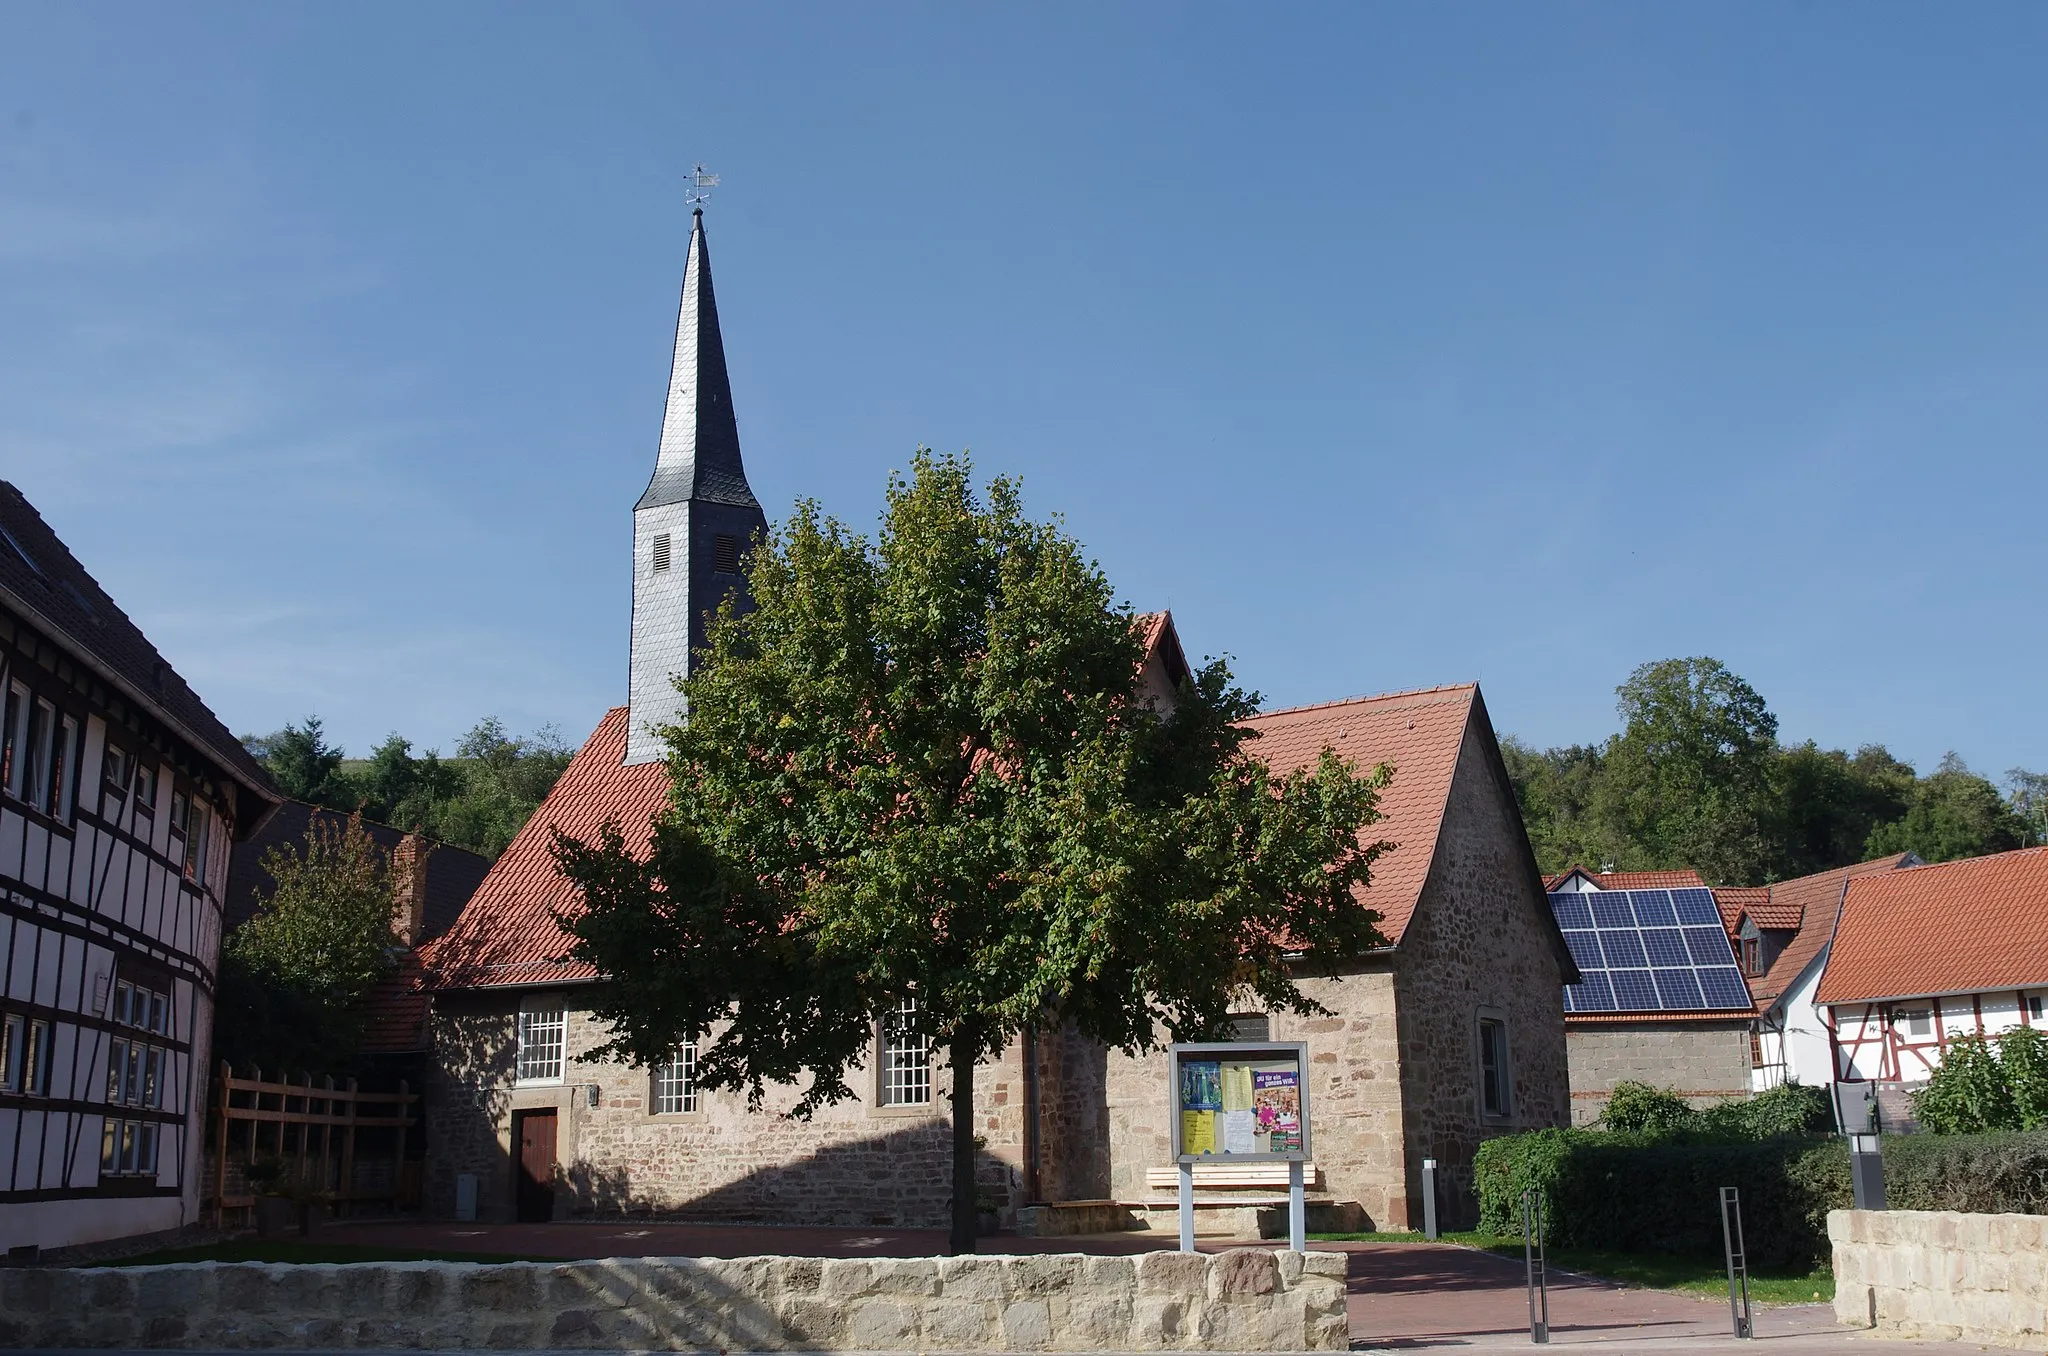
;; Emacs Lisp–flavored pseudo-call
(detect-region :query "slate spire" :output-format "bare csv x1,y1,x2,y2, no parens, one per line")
626,205,770,765
637,208,761,511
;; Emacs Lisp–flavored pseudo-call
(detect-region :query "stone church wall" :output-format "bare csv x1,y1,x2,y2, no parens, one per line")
1389,718,1572,1229
426,991,1030,1228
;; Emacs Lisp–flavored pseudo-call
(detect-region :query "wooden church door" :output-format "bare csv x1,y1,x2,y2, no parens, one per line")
513,1110,557,1223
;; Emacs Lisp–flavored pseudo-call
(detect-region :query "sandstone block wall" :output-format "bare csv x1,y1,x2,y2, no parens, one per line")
427,991,1027,1228
1388,718,1573,1228
0,1249,1350,1352
1830,1208,2048,1348
1564,1025,1754,1126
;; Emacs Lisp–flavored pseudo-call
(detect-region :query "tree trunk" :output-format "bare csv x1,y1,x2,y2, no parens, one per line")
948,1031,978,1255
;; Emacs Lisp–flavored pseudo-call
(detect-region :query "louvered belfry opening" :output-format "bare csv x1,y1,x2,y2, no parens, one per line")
713,534,740,575
651,533,671,574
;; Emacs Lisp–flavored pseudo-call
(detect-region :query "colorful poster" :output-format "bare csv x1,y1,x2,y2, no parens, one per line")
1254,1068,1302,1153
1221,1108,1257,1153
1179,1061,1221,1112
1181,1109,1217,1155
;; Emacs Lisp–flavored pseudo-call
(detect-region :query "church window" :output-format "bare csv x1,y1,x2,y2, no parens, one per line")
1477,1014,1511,1119
654,1043,698,1114
880,996,931,1106
713,534,740,575
516,998,568,1083
651,533,671,574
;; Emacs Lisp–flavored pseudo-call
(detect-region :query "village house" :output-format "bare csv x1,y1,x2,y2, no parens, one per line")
1817,846,2048,1129
414,208,1575,1237
1542,869,1756,1124
0,483,281,1254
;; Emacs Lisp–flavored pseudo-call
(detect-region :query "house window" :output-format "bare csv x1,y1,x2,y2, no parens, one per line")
651,532,672,574
52,714,78,821
1,680,26,799
713,534,740,575
1477,1015,1512,1119
19,1018,52,1096
132,762,156,818
103,744,132,807
100,1118,159,1178
2029,996,2045,1022
22,697,54,811
516,999,568,1083
104,976,170,1174
1903,1009,1932,1037
0,1013,19,1092
654,1043,698,1114
880,996,932,1106
1738,920,1762,977
183,801,211,883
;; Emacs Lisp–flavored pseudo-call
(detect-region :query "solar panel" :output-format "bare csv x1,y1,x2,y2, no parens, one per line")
1546,888,1754,1014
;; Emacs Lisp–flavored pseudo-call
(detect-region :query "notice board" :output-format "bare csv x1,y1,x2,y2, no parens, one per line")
1167,1041,1311,1164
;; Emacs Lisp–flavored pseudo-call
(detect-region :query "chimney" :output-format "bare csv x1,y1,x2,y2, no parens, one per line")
392,832,433,947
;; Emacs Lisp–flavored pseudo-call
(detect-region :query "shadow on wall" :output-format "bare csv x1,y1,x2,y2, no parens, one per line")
564,1123,1023,1229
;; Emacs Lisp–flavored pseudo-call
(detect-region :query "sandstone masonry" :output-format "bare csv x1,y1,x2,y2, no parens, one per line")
1830,1208,2048,1348
0,1248,1349,1352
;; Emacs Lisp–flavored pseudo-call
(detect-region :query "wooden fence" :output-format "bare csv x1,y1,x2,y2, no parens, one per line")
209,1063,421,1228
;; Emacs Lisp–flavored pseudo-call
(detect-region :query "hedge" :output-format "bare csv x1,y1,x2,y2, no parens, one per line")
1473,1127,2048,1270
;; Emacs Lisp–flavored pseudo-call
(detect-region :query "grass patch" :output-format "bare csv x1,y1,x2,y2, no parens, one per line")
1307,1230,1833,1305
104,1241,552,1267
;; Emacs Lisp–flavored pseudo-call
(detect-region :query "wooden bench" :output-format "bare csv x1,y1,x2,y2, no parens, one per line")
1143,1162,1320,1192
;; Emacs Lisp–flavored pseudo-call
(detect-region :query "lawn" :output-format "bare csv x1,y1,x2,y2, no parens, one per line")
106,1241,552,1267
1308,1230,1834,1306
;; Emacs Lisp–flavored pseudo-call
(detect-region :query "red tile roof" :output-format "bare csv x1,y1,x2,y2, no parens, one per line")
1816,848,2048,1005
1713,886,1769,935
419,707,668,990
1745,854,1914,1011
1545,867,1711,891
1238,685,1477,946
424,682,1487,991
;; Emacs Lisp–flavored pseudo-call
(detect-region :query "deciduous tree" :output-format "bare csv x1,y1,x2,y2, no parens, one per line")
556,452,1393,1254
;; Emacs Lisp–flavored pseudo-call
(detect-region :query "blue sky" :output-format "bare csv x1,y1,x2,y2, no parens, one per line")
4,5,2044,778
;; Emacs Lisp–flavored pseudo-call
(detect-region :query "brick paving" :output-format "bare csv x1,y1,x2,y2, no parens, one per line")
312,1220,1990,1353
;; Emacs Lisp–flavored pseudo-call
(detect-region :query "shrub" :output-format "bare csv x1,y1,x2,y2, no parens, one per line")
1602,1081,1695,1136
1908,1036,2023,1130
1884,1130,2048,1214
1998,1028,2048,1131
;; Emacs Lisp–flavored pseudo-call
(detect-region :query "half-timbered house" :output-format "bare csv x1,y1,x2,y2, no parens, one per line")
1816,846,2048,1128
0,483,280,1253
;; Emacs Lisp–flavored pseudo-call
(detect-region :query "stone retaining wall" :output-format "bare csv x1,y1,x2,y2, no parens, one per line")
0,1248,1349,1352
1830,1208,2048,1348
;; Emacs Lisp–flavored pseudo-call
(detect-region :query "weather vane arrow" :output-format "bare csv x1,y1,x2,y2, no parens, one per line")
686,163,719,209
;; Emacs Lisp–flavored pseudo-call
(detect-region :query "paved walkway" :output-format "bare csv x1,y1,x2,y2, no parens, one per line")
313,1221,1987,1353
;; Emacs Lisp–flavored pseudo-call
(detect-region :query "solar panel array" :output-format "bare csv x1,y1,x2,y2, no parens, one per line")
1548,887,1754,1013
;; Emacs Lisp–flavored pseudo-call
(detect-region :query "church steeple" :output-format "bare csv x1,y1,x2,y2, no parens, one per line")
626,206,769,765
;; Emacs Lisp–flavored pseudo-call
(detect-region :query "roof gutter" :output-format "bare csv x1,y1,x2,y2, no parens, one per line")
0,581,284,840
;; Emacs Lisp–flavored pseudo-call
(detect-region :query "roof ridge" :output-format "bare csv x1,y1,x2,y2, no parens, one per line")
1887,844,2048,876
1250,683,1477,721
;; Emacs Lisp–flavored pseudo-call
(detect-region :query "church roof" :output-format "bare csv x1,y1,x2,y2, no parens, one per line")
637,209,760,512
424,629,1490,990
1237,684,1481,946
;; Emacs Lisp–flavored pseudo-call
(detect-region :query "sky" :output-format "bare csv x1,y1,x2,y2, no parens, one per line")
3,5,2044,779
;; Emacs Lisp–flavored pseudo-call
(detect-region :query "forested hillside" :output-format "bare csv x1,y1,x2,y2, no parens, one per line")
241,716,573,858
1505,657,2046,886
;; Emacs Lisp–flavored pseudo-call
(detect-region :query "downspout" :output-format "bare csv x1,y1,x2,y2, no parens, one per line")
1022,1024,1041,1203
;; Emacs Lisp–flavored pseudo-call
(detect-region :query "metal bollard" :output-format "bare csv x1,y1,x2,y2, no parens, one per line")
1523,1187,1549,1344
1720,1186,1753,1340
1421,1158,1439,1240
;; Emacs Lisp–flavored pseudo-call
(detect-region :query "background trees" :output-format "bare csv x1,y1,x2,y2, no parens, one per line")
242,716,572,858
1504,658,2042,884
555,452,1393,1254
215,812,400,1073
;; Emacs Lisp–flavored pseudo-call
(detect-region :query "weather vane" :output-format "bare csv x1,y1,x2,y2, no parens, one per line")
686,163,719,209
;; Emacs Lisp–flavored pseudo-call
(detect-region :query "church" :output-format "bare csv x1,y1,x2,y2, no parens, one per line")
416,207,1574,1234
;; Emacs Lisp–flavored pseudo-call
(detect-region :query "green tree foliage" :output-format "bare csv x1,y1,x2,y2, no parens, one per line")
216,812,397,1072
241,717,571,859
1913,1029,2048,1133
1502,660,2034,884
246,717,353,808
1589,658,1780,885
1867,753,2034,864
1601,1080,1695,1136
555,451,1394,1254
